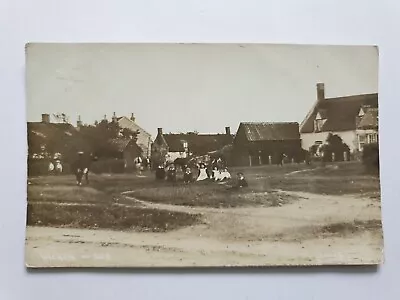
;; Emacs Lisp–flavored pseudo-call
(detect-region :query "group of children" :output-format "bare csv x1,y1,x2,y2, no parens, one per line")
154,161,249,188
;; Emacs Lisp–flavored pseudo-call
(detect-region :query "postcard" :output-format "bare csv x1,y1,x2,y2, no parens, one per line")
25,43,383,267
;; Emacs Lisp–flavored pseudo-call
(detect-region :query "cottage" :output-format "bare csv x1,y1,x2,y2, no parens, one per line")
28,114,91,162
107,138,143,170
109,113,152,157
232,122,302,166
151,127,234,166
300,83,378,153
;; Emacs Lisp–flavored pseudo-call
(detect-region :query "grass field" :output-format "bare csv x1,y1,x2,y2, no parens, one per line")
26,161,380,232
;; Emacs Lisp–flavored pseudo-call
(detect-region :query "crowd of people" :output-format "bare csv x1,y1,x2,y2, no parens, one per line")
153,157,249,188
43,150,249,189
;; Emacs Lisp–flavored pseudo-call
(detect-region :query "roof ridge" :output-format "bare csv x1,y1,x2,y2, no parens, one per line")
325,93,378,101
241,121,299,125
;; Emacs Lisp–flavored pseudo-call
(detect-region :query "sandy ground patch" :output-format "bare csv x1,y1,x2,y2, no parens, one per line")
25,191,383,267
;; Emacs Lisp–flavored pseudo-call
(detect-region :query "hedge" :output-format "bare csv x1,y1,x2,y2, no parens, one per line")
362,143,379,173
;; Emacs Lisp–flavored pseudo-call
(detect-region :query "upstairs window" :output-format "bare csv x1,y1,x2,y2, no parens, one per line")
314,111,326,132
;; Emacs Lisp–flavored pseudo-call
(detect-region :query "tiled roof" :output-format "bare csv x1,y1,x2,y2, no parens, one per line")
300,93,378,133
239,122,300,141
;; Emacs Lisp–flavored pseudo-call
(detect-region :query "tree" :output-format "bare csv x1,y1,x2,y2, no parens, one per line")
362,143,379,173
121,127,140,140
80,120,139,158
320,133,350,162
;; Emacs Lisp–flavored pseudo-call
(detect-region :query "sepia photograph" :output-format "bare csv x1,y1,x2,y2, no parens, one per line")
25,43,383,267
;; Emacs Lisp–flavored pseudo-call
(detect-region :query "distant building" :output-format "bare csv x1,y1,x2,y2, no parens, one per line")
28,113,91,162
300,83,378,153
112,113,152,157
107,138,143,170
232,122,302,166
151,127,234,165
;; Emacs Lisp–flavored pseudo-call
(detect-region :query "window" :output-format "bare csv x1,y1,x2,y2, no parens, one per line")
314,119,325,132
315,141,323,145
367,133,378,144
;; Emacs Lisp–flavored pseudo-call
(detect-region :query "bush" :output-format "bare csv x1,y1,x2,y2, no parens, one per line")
27,159,73,176
28,159,50,176
362,143,379,173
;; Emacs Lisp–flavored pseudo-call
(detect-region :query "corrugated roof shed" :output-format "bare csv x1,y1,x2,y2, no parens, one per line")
240,122,300,141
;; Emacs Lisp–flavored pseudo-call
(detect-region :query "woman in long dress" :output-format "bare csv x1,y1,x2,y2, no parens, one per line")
196,163,208,181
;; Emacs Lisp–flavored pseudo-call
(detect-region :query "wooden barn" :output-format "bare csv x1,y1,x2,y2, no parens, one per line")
232,122,302,166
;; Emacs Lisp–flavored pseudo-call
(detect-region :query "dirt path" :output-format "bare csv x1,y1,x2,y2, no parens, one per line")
25,190,383,267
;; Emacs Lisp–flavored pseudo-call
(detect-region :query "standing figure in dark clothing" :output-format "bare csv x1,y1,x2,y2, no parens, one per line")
276,153,284,166
236,172,248,188
72,152,90,186
183,166,193,184
166,164,177,182
155,164,166,180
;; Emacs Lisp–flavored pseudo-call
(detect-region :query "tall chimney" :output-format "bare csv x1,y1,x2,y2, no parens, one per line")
77,115,83,127
157,128,163,135
317,83,325,102
41,113,50,124
225,126,231,135
112,112,117,122
130,113,135,122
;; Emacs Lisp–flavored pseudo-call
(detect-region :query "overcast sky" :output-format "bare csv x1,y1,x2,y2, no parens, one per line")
26,43,378,137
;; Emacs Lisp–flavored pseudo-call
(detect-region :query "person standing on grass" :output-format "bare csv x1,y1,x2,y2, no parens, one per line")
155,164,166,180
166,164,177,182
236,172,248,188
72,152,90,186
196,163,208,181
183,166,193,184
134,156,143,175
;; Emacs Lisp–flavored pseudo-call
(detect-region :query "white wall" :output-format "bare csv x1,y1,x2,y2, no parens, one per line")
165,151,187,163
301,130,358,152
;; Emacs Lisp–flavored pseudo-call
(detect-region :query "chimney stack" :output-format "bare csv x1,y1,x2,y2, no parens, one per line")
157,128,163,135
225,126,231,135
77,115,83,127
41,113,50,124
112,112,117,122
130,113,135,122
317,83,325,102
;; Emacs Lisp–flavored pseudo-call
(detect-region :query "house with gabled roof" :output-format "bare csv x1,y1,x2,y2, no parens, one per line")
356,107,379,151
109,112,152,157
107,138,143,170
300,83,378,153
232,122,302,166
151,127,234,166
